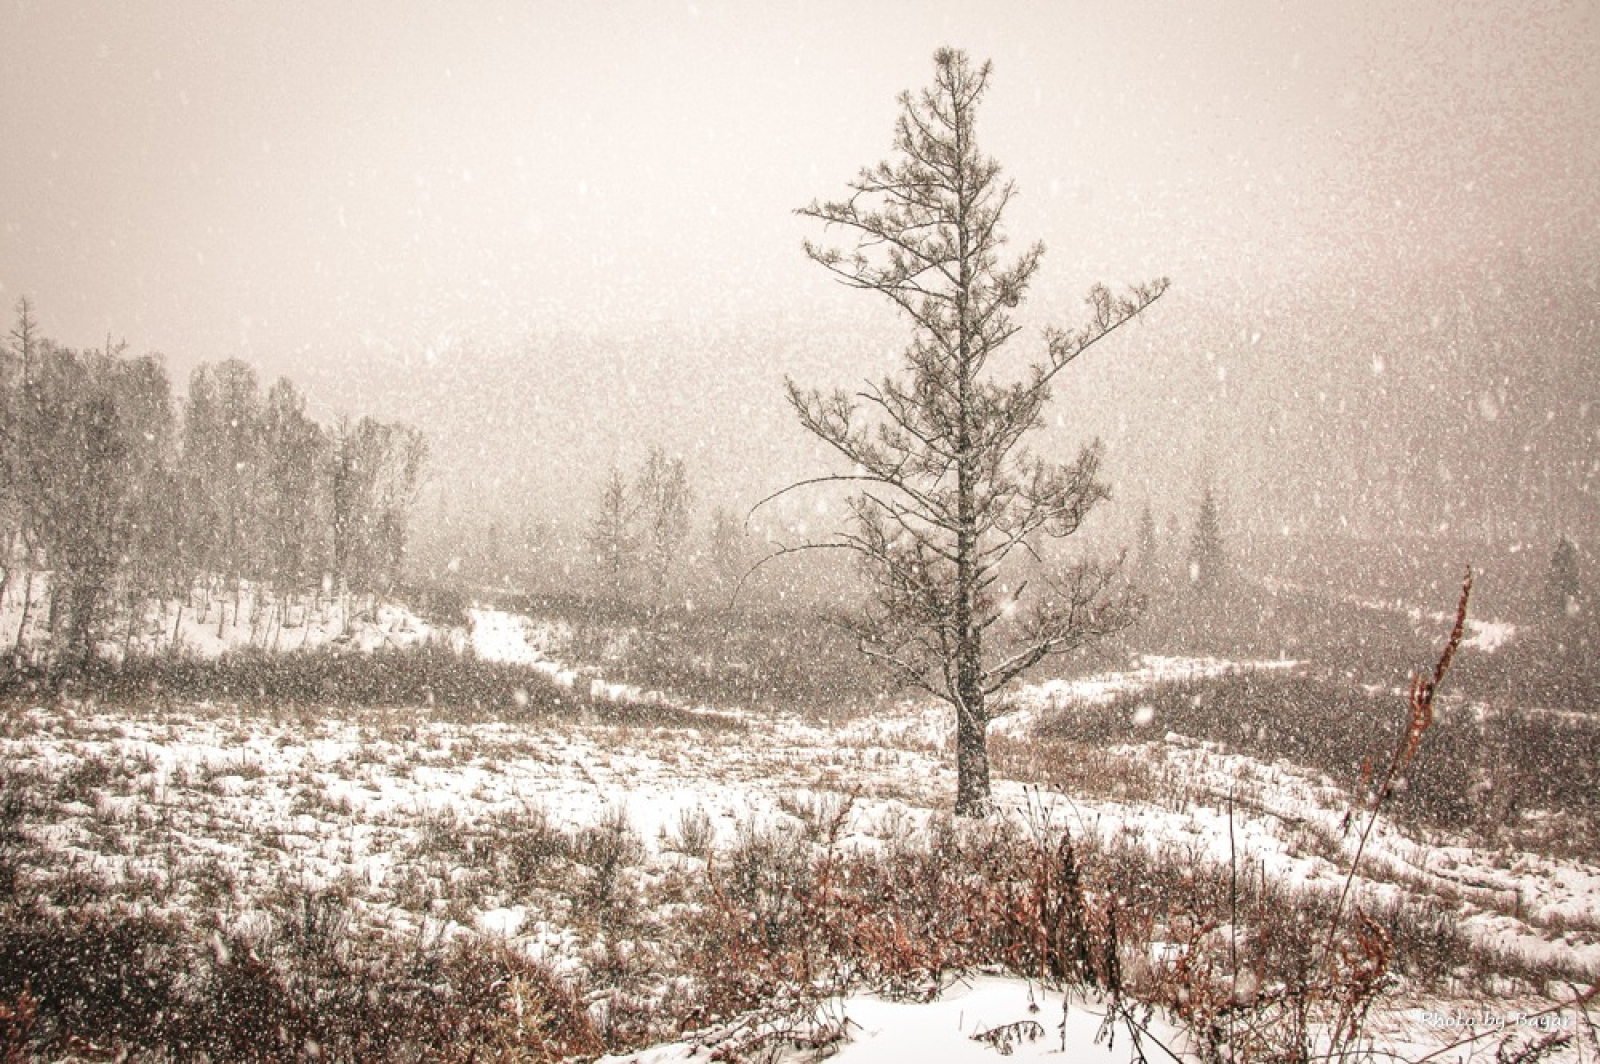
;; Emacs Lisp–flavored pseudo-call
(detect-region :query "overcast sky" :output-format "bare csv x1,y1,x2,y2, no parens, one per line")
3,0,1596,561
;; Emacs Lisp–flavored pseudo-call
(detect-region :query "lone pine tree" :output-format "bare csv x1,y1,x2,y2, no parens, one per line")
778,49,1167,816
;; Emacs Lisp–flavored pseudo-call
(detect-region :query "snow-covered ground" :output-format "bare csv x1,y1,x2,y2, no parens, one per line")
5,688,1591,1059
1,596,1594,1060
598,975,1187,1063
1256,574,1518,653
994,654,1303,737
0,572,445,659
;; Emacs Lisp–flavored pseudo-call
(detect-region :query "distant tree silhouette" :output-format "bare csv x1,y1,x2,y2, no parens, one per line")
1544,536,1581,620
589,465,637,601
17,338,174,664
181,360,266,593
1187,483,1227,596
1,301,427,672
706,506,751,600
331,416,427,594
635,447,692,604
1137,504,1159,579
260,378,333,592
0,298,40,613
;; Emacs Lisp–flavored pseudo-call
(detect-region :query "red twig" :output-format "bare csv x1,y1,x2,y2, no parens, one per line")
1320,567,1472,980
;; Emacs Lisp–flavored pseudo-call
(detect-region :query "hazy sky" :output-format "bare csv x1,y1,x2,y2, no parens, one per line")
3,0,1596,559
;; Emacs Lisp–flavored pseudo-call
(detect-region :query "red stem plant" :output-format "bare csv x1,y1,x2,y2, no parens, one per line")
1320,566,1473,970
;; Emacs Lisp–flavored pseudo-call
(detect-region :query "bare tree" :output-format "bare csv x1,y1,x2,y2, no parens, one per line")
260,377,332,593
369,422,428,591
181,360,266,600
330,416,427,594
634,447,691,604
1136,504,1159,578
706,506,752,600
771,49,1167,815
2,301,44,665
115,353,183,656
589,465,637,601
0,298,36,610
16,338,174,667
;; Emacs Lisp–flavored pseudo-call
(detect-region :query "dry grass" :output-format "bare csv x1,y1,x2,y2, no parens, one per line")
1,751,1592,1062
1,643,744,731
1029,667,1600,861
1,576,1595,1060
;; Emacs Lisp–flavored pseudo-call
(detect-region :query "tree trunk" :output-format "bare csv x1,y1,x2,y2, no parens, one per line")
0,529,18,608
270,595,286,653
249,594,268,647
66,579,99,669
953,164,993,816
11,569,35,669
955,695,992,817
121,593,138,666
46,580,61,644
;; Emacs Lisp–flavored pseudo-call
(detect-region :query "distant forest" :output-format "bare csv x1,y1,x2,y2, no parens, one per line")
0,299,426,666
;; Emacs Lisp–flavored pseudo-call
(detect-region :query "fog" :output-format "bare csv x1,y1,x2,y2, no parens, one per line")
4,10,1600,1051
3,0,1595,588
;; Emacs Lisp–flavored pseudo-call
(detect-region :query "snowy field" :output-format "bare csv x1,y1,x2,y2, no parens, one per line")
0,573,446,662
1,599,1595,1060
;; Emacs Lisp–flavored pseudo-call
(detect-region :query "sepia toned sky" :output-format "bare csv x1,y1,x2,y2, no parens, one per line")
3,0,1596,565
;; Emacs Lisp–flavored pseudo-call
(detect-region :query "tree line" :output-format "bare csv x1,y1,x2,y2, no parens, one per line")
0,299,427,669
586,446,755,607
1133,485,1230,600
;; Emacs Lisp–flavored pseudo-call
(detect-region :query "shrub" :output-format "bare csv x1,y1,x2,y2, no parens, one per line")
1031,664,1600,853
572,806,645,920
665,805,716,857
0,899,600,1062
0,643,742,732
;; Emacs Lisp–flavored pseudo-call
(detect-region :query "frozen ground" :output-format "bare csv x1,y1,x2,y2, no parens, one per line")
1,601,1595,1060
597,975,1187,1063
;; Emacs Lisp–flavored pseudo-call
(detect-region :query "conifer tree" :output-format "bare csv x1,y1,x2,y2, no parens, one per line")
779,49,1166,815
